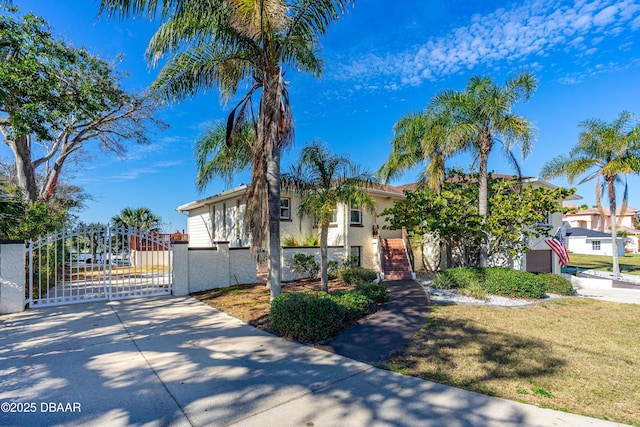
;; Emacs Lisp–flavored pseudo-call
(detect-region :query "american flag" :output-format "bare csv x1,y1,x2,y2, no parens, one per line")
544,230,570,267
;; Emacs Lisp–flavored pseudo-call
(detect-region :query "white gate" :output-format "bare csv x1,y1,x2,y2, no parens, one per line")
26,225,172,307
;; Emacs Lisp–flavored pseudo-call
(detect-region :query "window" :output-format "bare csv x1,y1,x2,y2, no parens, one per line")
350,208,362,225
280,198,291,220
350,246,361,267
592,240,601,251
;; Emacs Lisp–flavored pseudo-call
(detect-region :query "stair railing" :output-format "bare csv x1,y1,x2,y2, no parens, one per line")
401,228,415,278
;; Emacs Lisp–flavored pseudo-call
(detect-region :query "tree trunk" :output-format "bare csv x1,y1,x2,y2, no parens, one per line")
608,179,621,276
263,69,283,300
7,135,39,203
320,223,329,292
478,138,490,268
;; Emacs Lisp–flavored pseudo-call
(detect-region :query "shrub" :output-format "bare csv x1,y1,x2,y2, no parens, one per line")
270,291,345,342
538,273,574,296
331,290,375,322
482,268,546,299
433,267,484,290
292,253,319,278
355,282,388,303
433,267,548,299
339,267,378,285
282,235,300,247
327,260,340,278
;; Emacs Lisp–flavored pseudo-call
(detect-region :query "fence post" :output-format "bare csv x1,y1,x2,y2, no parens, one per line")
0,240,26,314
172,241,189,296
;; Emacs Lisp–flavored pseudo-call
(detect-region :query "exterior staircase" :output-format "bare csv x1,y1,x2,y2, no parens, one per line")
381,238,414,280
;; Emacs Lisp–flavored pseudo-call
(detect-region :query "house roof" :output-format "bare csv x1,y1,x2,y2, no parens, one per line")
176,184,248,213
176,182,409,213
565,227,613,238
563,205,639,216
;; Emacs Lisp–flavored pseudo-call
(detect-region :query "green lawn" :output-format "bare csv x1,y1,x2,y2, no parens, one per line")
567,253,640,276
384,299,640,426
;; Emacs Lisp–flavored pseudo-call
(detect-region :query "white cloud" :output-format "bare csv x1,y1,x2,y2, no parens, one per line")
334,0,640,89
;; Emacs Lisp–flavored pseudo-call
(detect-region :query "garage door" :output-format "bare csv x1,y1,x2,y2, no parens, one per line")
526,250,552,273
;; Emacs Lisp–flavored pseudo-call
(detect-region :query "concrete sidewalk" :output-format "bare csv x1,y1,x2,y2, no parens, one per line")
0,296,624,427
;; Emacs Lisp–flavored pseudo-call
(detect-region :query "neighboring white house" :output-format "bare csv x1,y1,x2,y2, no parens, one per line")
564,227,626,257
563,203,640,253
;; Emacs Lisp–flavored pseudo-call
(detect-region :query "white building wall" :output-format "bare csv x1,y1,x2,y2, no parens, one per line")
229,248,257,285
187,206,213,247
566,236,625,256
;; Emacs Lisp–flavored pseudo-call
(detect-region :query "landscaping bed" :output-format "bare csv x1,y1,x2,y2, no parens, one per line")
193,275,386,341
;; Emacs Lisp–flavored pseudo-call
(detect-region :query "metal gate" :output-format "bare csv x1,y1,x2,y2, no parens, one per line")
26,225,172,307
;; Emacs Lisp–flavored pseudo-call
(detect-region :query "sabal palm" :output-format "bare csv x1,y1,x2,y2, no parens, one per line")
541,111,640,276
112,207,162,232
100,0,353,299
283,141,374,292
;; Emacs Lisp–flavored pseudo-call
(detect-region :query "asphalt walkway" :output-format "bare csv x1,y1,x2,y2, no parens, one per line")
318,280,430,365
0,293,624,426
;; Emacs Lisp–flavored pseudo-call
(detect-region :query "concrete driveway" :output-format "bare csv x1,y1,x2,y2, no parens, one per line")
0,296,624,426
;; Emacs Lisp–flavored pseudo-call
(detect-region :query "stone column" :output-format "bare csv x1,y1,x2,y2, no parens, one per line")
1,241,26,314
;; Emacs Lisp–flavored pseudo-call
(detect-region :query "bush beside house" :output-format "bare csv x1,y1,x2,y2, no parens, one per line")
433,267,574,299
270,268,386,341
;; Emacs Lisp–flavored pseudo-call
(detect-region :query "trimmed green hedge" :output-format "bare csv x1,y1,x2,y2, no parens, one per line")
270,282,388,342
339,267,378,285
433,267,573,299
355,282,389,303
270,291,344,342
537,273,574,296
331,290,375,322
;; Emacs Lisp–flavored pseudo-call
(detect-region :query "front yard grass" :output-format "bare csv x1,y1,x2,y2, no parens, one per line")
568,253,640,276
383,298,640,426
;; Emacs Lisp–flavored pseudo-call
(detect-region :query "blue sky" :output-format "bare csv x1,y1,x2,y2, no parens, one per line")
4,0,640,232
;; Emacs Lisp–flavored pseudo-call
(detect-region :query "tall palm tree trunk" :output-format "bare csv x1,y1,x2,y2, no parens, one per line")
263,69,283,299
478,137,491,268
608,179,621,276
320,223,329,292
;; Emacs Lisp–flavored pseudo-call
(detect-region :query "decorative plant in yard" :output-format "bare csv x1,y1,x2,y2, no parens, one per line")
382,170,575,268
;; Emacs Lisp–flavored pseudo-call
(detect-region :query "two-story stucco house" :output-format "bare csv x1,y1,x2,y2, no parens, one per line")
176,183,416,281
176,176,578,280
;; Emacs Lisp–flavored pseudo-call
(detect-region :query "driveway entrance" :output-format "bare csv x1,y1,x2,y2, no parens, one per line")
26,225,172,308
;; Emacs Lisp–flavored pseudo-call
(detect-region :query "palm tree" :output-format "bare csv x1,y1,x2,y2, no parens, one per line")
377,111,453,191
379,72,537,267
541,111,640,276
283,141,375,292
100,0,354,299
111,207,162,232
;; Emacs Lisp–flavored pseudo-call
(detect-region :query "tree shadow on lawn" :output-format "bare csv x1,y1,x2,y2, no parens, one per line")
383,315,566,394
